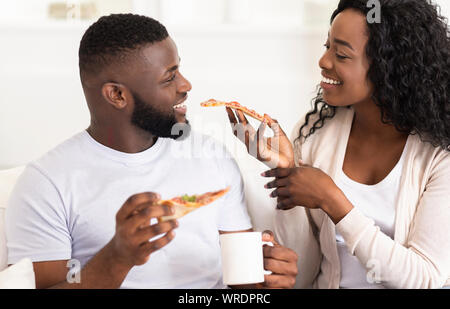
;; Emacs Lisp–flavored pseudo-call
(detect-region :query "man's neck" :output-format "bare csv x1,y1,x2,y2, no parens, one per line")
86,124,157,154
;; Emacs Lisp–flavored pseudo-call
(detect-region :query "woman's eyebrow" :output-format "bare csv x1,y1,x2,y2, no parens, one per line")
333,38,355,51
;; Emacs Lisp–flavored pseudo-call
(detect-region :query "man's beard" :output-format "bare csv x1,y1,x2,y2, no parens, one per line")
130,92,191,140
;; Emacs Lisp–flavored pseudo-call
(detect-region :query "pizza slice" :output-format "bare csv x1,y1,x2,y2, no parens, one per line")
157,187,230,222
200,99,266,122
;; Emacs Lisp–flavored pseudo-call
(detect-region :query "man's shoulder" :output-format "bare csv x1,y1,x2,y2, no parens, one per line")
28,131,87,177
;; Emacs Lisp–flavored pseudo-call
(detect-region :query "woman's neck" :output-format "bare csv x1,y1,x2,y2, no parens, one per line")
351,101,408,142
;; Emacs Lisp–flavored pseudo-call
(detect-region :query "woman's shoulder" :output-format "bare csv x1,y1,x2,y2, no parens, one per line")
408,134,450,175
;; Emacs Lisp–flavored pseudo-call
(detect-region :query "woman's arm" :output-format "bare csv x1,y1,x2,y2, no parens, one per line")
334,156,450,288
266,155,450,288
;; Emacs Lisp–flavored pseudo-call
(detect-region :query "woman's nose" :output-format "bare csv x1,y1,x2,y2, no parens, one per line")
318,51,333,71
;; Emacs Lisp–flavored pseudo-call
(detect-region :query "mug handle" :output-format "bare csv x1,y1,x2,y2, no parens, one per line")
262,241,274,275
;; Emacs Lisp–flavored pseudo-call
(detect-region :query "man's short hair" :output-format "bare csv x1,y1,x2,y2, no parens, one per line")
79,13,168,80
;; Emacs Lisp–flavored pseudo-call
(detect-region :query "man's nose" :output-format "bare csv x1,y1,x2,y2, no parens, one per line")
178,72,192,93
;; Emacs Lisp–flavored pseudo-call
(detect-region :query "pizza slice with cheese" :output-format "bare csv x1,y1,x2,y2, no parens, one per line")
158,187,230,222
200,99,266,122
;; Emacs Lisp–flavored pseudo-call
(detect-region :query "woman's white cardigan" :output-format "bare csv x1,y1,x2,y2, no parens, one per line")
274,107,450,288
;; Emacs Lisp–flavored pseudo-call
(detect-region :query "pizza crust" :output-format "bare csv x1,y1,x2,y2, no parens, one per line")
157,201,201,222
200,99,265,122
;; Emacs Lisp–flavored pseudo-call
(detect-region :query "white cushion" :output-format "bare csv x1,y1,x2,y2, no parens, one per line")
0,208,8,271
0,258,35,289
0,166,25,271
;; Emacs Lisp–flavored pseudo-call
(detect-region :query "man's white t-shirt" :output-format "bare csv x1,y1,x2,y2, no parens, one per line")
6,130,252,288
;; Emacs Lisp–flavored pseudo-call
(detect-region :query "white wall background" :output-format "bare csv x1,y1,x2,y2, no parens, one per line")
0,0,448,231
0,0,337,171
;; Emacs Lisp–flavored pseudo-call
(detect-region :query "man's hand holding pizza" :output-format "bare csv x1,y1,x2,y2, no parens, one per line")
33,192,178,288
108,192,178,269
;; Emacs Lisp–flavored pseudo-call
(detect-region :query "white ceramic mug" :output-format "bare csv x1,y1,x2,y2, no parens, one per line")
219,231,273,285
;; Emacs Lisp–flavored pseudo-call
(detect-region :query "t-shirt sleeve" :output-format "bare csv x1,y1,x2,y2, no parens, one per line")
216,151,253,232
5,165,72,264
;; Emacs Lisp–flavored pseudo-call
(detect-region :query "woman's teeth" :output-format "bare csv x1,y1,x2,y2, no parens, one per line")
173,103,187,109
322,76,342,85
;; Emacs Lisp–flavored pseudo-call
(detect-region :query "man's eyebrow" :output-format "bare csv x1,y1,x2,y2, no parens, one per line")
333,38,354,51
166,57,181,73
166,64,179,73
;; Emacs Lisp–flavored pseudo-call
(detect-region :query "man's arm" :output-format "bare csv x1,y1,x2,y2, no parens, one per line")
32,192,177,289
33,241,130,289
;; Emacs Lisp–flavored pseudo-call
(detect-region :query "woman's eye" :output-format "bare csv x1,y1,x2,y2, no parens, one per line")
323,43,330,49
336,54,348,60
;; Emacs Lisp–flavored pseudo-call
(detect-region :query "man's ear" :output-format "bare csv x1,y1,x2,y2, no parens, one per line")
101,82,130,109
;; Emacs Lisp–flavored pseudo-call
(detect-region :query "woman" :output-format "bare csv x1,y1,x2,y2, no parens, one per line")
226,0,449,288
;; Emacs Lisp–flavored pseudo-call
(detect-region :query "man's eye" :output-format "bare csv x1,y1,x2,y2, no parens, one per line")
167,74,176,82
336,54,348,60
323,43,330,49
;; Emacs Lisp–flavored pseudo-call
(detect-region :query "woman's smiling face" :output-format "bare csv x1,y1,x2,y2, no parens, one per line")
319,8,374,107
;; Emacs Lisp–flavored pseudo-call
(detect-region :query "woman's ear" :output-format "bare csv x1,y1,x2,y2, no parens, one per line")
101,82,130,109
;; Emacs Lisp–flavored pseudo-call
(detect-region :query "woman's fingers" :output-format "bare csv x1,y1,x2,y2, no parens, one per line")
227,108,258,148
269,187,290,198
257,117,268,141
226,107,240,140
227,107,287,165
256,118,270,159
236,109,249,125
264,114,283,136
225,107,237,125
261,168,292,178
264,177,288,189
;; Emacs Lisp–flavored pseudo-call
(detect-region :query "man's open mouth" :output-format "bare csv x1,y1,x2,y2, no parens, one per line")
173,102,187,110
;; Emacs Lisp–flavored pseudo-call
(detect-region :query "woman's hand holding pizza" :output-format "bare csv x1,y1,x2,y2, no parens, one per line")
225,107,294,169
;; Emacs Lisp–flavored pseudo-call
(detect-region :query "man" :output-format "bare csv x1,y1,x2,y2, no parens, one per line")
5,14,298,289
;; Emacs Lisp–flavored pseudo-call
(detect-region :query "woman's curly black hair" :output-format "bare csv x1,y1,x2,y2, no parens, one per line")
297,0,450,151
